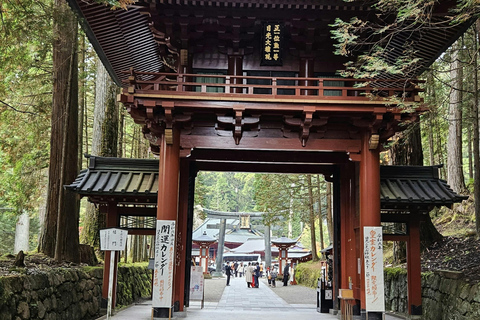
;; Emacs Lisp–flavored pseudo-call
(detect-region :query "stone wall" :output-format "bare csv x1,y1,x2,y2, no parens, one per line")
384,268,480,320
0,265,151,320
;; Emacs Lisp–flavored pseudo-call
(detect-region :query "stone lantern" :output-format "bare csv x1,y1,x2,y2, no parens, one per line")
192,231,216,274
271,235,296,276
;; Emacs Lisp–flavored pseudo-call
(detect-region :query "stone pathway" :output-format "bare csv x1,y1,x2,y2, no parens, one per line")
103,276,405,320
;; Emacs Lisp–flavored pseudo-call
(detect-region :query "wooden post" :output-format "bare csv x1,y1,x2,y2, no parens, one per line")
359,131,382,320
299,57,314,95
340,163,357,302
173,159,190,313
153,129,180,319
228,55,243,93
407,218,422,316
102,203,119,309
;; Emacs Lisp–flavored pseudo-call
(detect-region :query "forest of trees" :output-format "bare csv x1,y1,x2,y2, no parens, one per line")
0,0,479,262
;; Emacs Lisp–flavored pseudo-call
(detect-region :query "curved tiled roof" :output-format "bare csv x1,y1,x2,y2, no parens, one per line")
67,157,466,208
380,165,468,209
65,155,159,204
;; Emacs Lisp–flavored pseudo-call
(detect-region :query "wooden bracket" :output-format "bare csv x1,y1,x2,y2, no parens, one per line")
369,134,380,150
163,101,174,145
348,152,361,162
215,107,258,145
301,111,313,147
234,110,243,145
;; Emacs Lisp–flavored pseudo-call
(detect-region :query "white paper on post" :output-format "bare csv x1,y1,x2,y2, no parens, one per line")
152,220,176,308
364,226,385,312
190,266,204,301
100,228,128,251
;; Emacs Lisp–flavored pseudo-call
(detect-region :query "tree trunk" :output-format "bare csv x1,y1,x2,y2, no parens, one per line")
38,0,80,262
447,42,467,194
78,33,86,171
80,60,119,248
14,211,30,254
474,21,480,237
390,123,423,166
325,181,333,245
426,71,435,166
118,107,125,158
288,185,294,238
468,125,473,180
306,175,318,261
315,174,326,250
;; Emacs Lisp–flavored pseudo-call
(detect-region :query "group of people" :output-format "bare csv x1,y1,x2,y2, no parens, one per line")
224,261,293,288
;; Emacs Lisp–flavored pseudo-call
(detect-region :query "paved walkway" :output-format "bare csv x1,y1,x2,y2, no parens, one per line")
104,276,404,320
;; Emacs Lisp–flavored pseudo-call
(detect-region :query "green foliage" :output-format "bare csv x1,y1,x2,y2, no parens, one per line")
294,260,324,288
195,172,256,212
384,267,408,278
0,0,54,253
0,0,53,102
330,0,475,80
195,172,331,253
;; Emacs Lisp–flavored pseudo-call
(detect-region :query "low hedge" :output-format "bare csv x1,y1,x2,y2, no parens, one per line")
294,260,324,288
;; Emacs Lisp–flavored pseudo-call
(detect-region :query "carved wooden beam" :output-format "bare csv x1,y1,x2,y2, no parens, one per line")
181,135,361,152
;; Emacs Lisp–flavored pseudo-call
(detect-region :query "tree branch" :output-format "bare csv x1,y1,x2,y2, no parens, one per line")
0,99,38,115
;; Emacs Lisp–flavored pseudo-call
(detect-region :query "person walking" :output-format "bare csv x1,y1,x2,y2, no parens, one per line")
271,267,278,287
225,262,232,286
234,261,239,277
266,267,272,286
238,263,244,277
245,262,253,288
283,262,290,286
254,262,260,288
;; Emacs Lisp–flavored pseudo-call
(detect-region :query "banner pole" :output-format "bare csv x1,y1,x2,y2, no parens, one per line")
107,251,115,319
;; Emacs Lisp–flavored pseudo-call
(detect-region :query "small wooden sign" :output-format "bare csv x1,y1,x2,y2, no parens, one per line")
261,22,283,66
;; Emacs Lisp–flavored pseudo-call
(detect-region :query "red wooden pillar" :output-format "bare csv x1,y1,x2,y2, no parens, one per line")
340,163,357,293
154,128,180,318
173,159,189,313
101,202,119,308
359,131,381,319
407,219,422,316
228,55,243,93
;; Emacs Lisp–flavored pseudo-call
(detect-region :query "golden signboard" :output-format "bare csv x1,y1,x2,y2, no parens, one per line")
262,22,283,66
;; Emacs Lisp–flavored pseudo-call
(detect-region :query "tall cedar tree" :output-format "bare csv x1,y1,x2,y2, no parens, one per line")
80,61,118,248
447,42,467,194
38,0,80,262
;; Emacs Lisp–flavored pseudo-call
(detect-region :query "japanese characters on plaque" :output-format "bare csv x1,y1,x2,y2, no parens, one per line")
152,220,176,308
261,22,283,66
99,228,127,251
363,226,385,312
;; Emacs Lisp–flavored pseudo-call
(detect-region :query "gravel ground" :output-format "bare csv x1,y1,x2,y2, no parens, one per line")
204,276,317,305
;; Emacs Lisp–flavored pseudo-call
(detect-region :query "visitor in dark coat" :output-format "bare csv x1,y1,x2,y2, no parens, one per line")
254,262,260,288
283,263,290,286
225,262,232,286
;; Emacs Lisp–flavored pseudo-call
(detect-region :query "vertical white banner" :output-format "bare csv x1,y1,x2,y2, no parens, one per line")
152,220,176,308
190,266,204,301
364,226,385,312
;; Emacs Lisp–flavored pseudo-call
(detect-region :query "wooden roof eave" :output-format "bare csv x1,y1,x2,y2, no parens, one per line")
68,0,122,85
